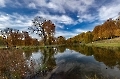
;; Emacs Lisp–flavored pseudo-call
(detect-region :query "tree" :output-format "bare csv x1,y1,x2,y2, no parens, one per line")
29,16,55,45
115,29,120,37
22,31,32,46
84,31,93,43
92,25,101,41
115,16,120,28
0,28,21,47
0,36,5,46
57,36,66,44
102,20,118,39
79,32,85,43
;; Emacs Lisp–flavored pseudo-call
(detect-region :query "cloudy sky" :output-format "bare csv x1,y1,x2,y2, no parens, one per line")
0,0,120,39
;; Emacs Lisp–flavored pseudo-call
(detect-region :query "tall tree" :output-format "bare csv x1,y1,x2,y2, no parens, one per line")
29,16,55,45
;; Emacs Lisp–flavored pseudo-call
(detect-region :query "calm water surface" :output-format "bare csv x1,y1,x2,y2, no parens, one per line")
0,46,120,79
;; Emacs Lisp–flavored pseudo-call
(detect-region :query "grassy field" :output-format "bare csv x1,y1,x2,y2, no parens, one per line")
87,43,120,47
86,37,120,48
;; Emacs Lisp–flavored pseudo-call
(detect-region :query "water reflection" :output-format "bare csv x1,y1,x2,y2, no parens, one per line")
57,46,66,53
39,47,56,70
67,45,120,69
67,45,120,79
0,46,120,79
53,49,102,79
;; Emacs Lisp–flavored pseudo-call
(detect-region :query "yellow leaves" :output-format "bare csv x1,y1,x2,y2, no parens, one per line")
68,18,120,44
115,29,120,36
92,19,120,41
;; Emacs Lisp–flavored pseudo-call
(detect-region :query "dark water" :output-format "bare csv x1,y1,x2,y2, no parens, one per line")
0,46,120,79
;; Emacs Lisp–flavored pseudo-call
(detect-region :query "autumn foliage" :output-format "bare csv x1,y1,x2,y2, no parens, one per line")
67,17,120,44
1,16,120,46
0,28,39,47
0,16,67,47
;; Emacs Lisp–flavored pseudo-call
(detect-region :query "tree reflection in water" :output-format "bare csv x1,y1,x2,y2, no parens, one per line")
0,49,30,79
67,45,120,69
24,47,57,79
0,47,57,79
1,46,120,79
66,45,120,78
40,47,56,71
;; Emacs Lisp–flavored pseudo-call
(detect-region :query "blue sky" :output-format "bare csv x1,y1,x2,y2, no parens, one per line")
0,0,120,39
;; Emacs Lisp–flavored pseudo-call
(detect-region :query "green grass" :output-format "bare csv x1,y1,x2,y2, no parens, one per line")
87,43,120,47
86,37,120,48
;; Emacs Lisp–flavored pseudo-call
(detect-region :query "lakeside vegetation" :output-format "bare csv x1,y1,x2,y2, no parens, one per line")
0,16,120,48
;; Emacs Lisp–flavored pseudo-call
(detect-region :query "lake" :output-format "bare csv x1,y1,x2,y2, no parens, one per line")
0,45,120,79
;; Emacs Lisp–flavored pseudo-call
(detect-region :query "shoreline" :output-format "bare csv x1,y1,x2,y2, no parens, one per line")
0,44,66,49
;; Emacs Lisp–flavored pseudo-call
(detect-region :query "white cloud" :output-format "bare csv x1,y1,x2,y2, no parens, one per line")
55,31,76,39
55,28,88,38
0,12,33,30
47,2,58,10
75,29,87,33
39,0,95,23
23,0,94,13
65,0,94,13
49,0,94,13
0,0,6,7
98,2,120,21
36,12,74,28
59,15,74,25
5,0,22,8
34,0,47,7
0,14,9,21
81,0,94,5
28,2,36,9
28,0,65,13
77,14,98,23
0,0,96,25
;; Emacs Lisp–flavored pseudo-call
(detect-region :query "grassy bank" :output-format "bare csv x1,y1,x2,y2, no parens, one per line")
86,37,120,48
86,43,120,47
